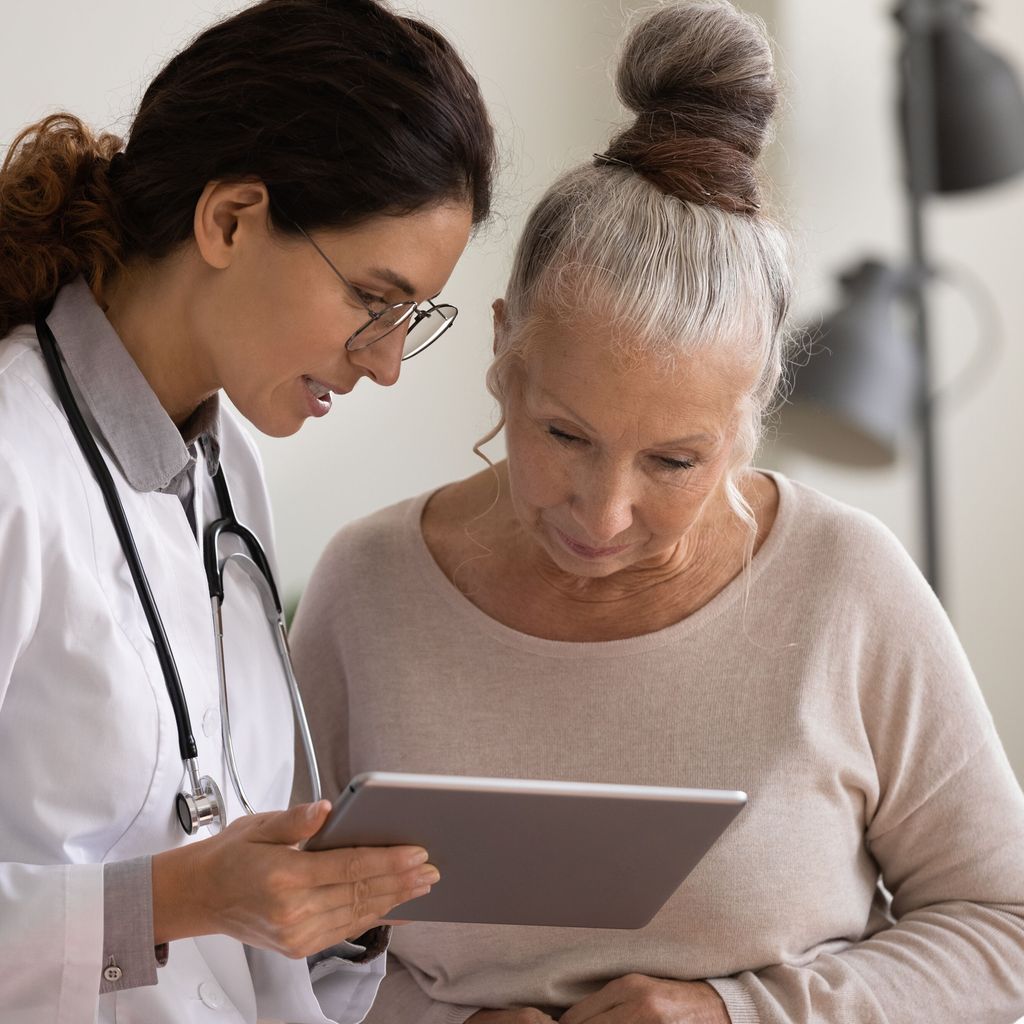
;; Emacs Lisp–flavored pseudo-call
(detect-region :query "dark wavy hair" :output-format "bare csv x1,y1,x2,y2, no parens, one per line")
0,0,496,337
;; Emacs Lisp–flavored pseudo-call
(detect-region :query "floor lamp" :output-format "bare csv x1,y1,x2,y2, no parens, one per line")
785,0,1024,601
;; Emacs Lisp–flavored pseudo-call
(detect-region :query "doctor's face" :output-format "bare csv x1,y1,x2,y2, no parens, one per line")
199,200,473,437
501,312,753,579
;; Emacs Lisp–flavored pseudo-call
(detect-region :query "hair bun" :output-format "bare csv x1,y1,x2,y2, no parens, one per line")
606,0,779,213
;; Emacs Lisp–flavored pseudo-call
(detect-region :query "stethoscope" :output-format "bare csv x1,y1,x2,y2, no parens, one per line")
35,310,321,836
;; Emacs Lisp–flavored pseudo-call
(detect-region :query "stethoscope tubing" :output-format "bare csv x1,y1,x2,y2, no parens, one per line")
206,465,282,611
35,311,200,763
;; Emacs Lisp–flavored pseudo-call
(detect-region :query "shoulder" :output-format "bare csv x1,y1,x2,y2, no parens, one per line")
0,324,60,423
0,324,91,488
766,475,993,762
761,472,959,678
768,471,975,698
772,472,926,600
420,466,506,581
0,322,39,368
292,491,427,644
328,464,502,568
317,491,426,581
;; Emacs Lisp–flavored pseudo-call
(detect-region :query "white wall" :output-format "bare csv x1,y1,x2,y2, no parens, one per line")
3,1,1021,779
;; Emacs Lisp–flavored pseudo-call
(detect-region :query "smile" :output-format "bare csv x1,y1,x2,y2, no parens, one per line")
552,526,633,560
302,375,348,417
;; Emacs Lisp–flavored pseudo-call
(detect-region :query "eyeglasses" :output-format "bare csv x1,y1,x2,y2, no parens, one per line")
291,222,458,361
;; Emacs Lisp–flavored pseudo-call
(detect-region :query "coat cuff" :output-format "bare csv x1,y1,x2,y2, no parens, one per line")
99,856,168,993
307,926,391,981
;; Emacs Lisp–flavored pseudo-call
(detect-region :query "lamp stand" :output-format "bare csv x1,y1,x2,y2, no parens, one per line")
897,0,943,598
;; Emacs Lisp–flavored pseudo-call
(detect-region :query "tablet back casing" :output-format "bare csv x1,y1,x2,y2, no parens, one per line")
306,773,745,930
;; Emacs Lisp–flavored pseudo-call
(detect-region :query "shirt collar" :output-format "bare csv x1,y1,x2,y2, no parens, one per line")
45,276,221,493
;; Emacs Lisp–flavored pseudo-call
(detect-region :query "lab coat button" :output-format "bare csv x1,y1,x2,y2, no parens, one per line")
103,964,123,982
199,981,226,1009
202,707,220,738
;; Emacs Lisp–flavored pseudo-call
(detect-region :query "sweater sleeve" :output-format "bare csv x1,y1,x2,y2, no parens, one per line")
708,736,1024,1023
360,954,480,1024
707,526,1024,1024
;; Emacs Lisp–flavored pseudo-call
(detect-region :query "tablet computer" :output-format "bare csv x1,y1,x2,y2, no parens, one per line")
305,772,746,929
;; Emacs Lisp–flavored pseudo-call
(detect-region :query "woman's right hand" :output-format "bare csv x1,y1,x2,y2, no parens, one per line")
152,800,439,958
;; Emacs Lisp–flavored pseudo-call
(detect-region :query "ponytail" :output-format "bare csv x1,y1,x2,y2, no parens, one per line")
0,114,124,336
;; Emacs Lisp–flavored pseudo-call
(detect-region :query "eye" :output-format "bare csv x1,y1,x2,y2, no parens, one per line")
654,456,696,472
354,287,388,311
548,426,586,445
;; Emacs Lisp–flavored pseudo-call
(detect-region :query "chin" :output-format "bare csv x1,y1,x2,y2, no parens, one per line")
235,404,304,439
542,538,637,579
262,420,304,439
226,386,300,437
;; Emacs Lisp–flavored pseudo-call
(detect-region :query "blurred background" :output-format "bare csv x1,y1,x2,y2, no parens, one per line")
2,0,1021,778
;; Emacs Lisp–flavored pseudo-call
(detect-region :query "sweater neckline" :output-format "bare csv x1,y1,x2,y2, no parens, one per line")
402,470,797,658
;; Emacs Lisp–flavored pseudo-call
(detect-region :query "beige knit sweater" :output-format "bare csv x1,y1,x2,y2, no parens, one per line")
290,472,1024,1024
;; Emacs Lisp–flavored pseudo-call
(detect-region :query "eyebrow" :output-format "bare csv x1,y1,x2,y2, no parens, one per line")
366,266,417,298
538,390,716,448
538,390,598,434
653,432,717,448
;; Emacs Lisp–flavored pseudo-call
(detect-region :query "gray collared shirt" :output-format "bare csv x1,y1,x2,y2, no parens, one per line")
49,276,221,531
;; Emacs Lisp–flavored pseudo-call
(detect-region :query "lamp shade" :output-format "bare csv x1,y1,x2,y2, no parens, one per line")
784,260,921,467
928,2,1024,192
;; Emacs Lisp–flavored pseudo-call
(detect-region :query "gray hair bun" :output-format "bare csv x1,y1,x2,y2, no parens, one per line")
605,0,778,214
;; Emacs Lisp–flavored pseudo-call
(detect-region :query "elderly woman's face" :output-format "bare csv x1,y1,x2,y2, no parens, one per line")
502,314,752,579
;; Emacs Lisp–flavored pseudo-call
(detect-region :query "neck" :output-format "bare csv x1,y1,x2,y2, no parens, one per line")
91,261,218,426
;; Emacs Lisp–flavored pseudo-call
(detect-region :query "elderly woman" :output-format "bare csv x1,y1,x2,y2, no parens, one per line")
290,2,1024,1022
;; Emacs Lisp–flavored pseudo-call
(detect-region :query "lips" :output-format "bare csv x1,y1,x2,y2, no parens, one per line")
552,526,633,559
302,375,344,418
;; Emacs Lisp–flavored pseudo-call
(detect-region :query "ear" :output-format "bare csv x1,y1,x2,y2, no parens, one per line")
491,298,506,355
193,180,272,270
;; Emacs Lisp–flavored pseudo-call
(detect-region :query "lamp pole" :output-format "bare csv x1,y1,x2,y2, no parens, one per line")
896,0,943,597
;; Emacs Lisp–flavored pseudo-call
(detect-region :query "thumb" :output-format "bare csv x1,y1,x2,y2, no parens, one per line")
254,800,331,847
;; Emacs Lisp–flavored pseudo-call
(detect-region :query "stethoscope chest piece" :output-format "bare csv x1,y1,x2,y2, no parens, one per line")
176,774,226,836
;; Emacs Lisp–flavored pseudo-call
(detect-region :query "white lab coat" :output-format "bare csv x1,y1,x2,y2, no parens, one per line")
0,322,384,1023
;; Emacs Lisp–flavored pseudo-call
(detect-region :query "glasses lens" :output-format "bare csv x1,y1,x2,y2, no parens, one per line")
348,302,416,349
347,303,457,357
401,304,457,360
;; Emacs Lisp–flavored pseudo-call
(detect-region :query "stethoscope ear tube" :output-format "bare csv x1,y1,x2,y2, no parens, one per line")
35,311,200,765
207,464,284,612
205,515,283,615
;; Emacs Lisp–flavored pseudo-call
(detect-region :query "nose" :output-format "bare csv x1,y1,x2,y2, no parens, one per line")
349,329,404,387
569,466,635,545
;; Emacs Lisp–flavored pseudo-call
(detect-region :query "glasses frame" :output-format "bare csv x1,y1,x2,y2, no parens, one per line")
289,220,458,361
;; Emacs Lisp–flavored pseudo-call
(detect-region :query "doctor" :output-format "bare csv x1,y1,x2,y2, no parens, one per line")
0,1,494,1021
